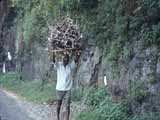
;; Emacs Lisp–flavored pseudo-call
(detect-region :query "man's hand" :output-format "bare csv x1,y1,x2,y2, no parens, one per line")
52,51,63,63
52,52,56,63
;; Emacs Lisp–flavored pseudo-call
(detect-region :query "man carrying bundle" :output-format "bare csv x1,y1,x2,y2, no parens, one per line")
52,50,80,120
48,17,83,120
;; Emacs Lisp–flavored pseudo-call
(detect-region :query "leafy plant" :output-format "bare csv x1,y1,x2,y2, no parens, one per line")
71,87,84,101
128,80,149,104
76,96,128,120
131,112,160,120
85,87,106,107
0,72,56,103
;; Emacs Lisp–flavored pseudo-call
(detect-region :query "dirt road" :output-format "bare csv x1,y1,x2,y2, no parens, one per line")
0,89,32,120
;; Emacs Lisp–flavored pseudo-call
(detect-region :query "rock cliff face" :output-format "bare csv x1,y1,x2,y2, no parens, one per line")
0,0,16,72
113,44,160,113
74,40,160,113
74,46,103,87
0,0,9,65
1,0,160,114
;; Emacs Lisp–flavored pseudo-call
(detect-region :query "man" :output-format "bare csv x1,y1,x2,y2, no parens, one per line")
52,51,80,120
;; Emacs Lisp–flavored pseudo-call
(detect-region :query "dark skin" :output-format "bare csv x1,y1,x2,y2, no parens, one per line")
53,51,80,120
57,55,69,120
57,96,70,120
63,54,69,67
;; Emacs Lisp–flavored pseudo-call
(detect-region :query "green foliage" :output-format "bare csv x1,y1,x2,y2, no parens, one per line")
71,87,84,101
142,22,160,47
147,74,158,84
76,111,100,120
74,87,128,120
131,112,160,120
9,0,160,49
128,80,149,103
0,72,20,88
136,0,160,17
95,98,128,120
0,72,56,103
85,87,106,107
60,0,80,12
10,0,160,53
5,1,160,120
11,0,55,44
107,41,122,61
75,84,158,120
76,104,160,120
92,0,120,46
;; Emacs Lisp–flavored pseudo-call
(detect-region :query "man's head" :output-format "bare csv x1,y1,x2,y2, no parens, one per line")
63,54,69,67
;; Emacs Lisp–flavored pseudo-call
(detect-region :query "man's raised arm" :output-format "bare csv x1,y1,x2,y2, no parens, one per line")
51,51,63,69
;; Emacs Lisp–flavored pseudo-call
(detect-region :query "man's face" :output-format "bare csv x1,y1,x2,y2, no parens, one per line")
63,55,69,66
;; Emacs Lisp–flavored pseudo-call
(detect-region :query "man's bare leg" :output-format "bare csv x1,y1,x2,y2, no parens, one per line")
65,93,71,120
66,102,70,120
57,100,62,120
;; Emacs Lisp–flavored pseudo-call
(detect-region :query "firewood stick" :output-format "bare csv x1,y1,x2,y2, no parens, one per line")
50,48,80,53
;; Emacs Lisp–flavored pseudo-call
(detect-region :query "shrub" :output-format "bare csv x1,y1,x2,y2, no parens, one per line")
71,87,84,102
0,72,56,103
85,87,107,107
128,80,149,104
76,97,128,120
131,112,160,120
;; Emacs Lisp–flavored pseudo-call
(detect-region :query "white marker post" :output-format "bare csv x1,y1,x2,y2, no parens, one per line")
104,75,107,86
2,62,6,73
8,52,12,61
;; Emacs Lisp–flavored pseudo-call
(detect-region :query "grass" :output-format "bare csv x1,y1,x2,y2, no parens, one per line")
74,87,160,120
0,72,56,103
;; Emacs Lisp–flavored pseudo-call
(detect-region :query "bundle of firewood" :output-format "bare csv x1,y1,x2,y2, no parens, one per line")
48,17,83,58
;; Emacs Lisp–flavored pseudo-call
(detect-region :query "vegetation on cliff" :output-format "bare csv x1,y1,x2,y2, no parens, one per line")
1,0,160,120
